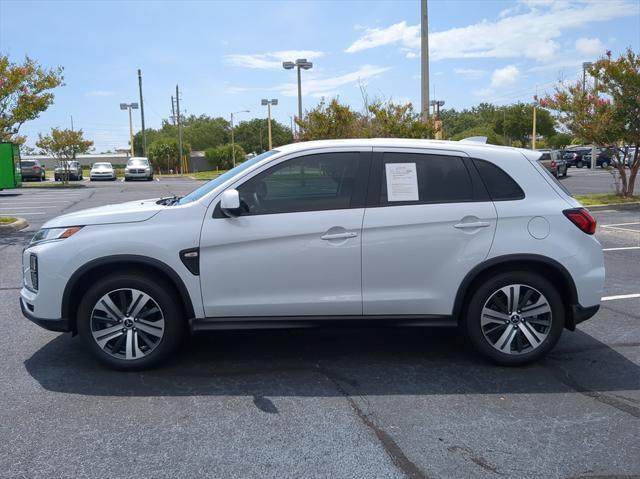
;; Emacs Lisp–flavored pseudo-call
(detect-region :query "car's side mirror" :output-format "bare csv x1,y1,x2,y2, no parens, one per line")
220,189,241,217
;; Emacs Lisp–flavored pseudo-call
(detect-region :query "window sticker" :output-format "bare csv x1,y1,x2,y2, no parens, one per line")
385,163,419,202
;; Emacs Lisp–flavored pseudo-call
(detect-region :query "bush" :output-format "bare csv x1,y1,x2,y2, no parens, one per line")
449,127,504,145
205,143,246,170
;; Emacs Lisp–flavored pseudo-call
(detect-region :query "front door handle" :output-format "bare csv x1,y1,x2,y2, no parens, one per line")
321,231,358,240
454,221,490,229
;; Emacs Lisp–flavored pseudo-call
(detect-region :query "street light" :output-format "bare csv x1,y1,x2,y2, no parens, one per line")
430,100,445,139
120,102,139,157
582,61,593,92
230,110,250,168
282,58,313,131
261,99,278,150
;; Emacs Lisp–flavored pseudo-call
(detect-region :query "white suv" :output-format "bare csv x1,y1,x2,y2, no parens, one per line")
20,139,604,370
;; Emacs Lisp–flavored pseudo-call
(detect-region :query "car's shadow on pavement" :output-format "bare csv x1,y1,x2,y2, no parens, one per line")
24,326,640,408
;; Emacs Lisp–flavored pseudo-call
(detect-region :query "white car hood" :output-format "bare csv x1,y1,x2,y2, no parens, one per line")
43,199,164,228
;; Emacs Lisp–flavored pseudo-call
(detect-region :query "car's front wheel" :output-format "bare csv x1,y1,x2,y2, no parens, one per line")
77,273,184,370
464,271,564,366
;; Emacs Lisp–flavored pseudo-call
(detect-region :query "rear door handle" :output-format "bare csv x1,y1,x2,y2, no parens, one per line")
321,232,358,240
454,221,490,229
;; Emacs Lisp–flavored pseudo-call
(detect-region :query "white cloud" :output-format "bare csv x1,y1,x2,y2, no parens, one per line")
490,65,520,88
344,1,634,62
225,50,324,69
575,37,605,55
474,65,520,96
454,68,487,80
86,90,114,97
405,51,418,59
346,21,419,53
275,64,391,97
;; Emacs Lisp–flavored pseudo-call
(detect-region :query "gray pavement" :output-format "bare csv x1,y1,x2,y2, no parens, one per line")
1,176,639,478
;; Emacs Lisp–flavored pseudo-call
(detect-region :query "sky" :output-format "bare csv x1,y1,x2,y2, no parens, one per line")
1,0,639,152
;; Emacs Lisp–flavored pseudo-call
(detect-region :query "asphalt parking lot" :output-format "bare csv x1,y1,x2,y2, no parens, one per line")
1,172,639,478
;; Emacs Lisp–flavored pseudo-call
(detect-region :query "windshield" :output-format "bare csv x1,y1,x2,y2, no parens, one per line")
128,159,148,166
93,163,111,168
177,150,279,205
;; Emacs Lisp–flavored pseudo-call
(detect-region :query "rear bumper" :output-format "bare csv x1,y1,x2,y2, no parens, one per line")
20,297,71,333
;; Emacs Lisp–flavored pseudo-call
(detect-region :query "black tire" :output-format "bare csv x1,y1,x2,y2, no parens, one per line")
463,271,564,366
562,166,568,177
601,161,609,169
576,160,584,168
77,273,185,370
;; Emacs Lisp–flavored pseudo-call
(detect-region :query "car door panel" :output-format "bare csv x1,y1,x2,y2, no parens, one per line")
362,149,497,316
198,149,371,318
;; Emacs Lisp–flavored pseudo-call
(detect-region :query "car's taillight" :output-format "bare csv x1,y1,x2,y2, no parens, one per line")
550,160,556,168
33,166,41,171
563,208,596,235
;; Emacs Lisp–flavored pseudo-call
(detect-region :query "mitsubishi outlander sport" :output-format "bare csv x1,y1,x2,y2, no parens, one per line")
20,139,605,370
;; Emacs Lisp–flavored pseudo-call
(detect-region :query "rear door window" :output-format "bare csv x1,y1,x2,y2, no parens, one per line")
379,153,474,205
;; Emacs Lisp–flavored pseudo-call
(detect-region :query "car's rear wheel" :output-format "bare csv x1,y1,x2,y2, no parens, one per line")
601,160,609,168
464,271,564,365
77,273,184,370
576,160,584,168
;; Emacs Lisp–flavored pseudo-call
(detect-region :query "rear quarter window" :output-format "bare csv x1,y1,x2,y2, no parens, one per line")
472,159,525,201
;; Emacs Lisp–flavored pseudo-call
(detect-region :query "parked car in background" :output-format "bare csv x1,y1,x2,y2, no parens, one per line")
537,150,567,178
20,139,604,370
124,157,153,181
20,160,46,181
90,162,116,181
54,161,83,181
563,148,592,168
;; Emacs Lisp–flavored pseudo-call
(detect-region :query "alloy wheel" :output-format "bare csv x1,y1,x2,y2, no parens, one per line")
90,288,165,360
480,284,552,355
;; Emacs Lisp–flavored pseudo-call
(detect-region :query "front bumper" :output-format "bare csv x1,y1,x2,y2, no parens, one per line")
20,297,70,333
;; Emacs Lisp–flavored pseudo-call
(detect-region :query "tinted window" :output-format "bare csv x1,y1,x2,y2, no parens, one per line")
21,161,36,167
237,152,363,215
472,159,524,201
380,153,473,204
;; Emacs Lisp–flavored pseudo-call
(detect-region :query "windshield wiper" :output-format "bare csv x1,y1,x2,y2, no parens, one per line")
156,195,182,206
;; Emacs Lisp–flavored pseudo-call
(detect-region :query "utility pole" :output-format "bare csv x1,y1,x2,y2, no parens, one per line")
421,0,430,121
171,95,176,125
430,100,445,139
532,95,538,150
138,69,147,156
175,85,183,174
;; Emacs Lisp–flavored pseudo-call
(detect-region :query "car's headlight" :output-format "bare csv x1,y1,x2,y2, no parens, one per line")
144,167,150,172
31,226,83,245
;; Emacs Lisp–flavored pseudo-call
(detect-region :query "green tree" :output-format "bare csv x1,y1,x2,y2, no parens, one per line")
367,100,434,138
450,126,504,145
493,102,556,147
297,99,362,140
542,48,640,196
147,137,191,173
234,118,293,153
205,143,246,170
0,55,64,143
35,128,92,183
546,133,573,149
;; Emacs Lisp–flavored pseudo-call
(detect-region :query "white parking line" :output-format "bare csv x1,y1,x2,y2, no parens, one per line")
603,246,640,251
601,226,640,233
602,222,640,227
601,293,640,301
0,212,46,215
0,206,58,209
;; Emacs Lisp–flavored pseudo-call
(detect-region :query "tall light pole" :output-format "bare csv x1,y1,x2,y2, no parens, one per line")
430,99,444,139
230,110,249,168
421,0,430,121
261,99,278,150
282,58,313,132
532,96,538,150
120,102,139,157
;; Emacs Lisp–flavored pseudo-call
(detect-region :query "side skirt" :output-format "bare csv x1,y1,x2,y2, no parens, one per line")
190,315,457,332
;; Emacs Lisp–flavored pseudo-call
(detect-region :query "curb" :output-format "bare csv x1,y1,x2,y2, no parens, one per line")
21,184,86,189
587,202,640,211
0,217,29,232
